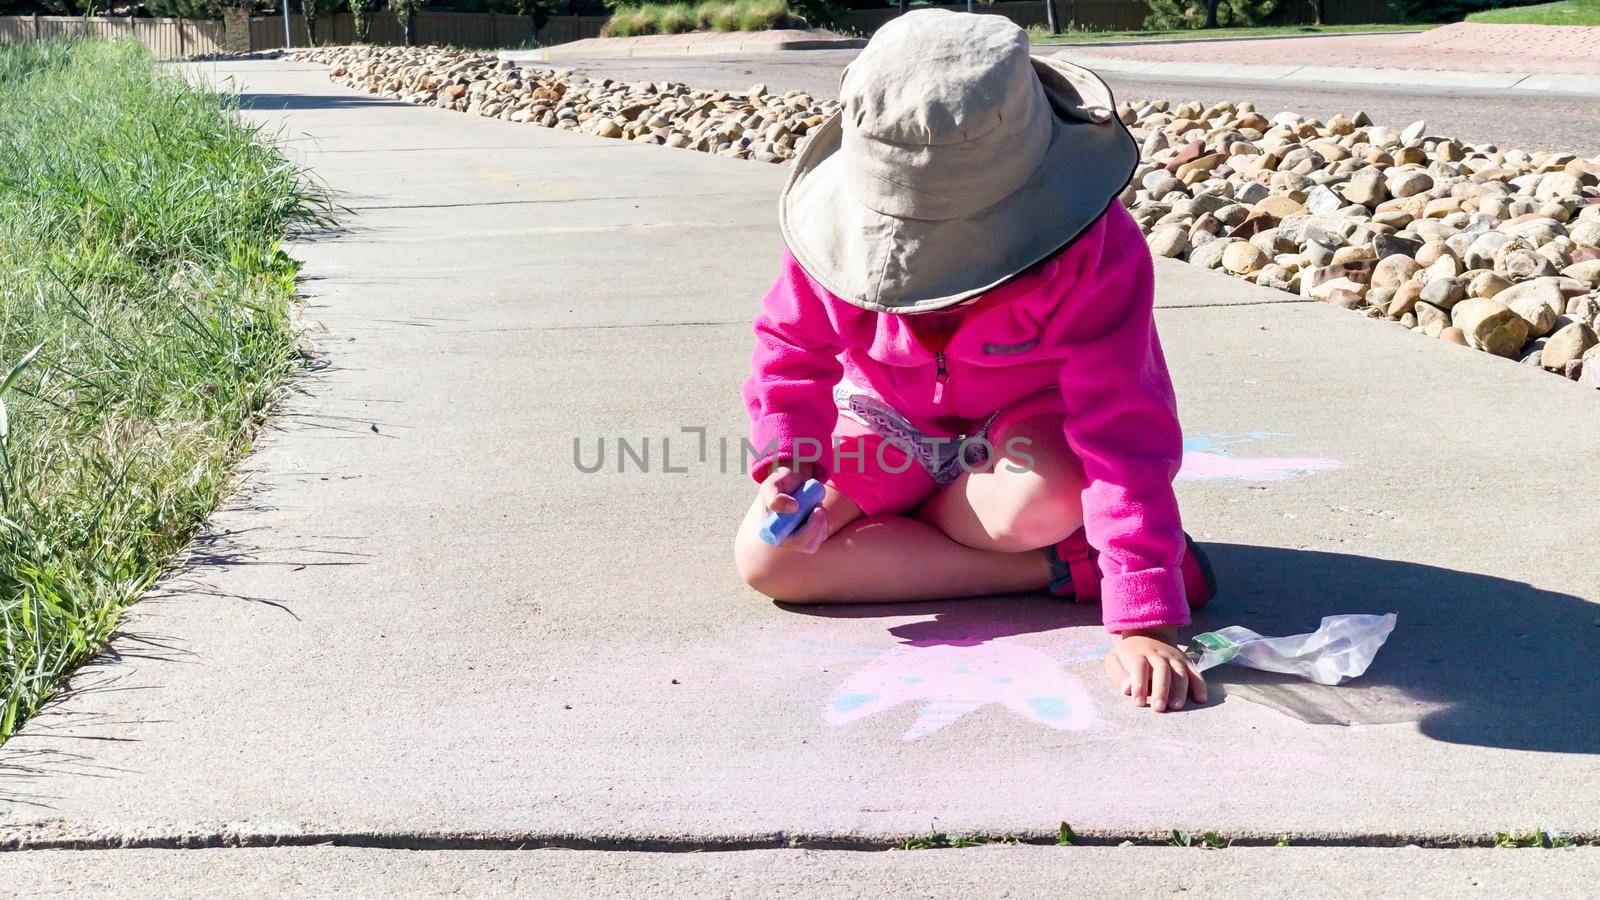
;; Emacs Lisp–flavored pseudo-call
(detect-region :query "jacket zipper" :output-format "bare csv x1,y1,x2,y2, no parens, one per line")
932,352,950,405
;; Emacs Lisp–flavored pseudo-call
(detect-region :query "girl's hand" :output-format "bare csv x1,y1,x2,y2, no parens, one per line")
759,462,829,553
1104,626,1207,713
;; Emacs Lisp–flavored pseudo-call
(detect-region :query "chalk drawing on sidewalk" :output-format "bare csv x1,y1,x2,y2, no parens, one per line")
799,634,1114,742
1179,431,1343,482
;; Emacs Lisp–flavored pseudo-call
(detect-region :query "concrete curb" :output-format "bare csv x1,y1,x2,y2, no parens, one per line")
1034,29,1429,49
1058,51,1600,97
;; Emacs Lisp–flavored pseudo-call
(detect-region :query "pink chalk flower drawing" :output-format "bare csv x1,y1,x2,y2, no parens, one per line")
1179,431,1343,482
799,431,1337,742
801,630,1113,743
823,642,1098,741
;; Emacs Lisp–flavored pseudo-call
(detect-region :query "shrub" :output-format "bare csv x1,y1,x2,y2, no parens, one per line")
1144,0,1282,28
658,2,697,31
604,5,655,33
738,0,790,29
137,0,277,15
601,0,814,35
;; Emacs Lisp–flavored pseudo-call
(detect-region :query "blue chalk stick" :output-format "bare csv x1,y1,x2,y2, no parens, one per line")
758,478,827,546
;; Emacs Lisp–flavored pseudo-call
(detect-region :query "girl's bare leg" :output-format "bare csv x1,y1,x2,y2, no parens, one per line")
916,414,1084,553
734,416,1204,713
732,415,1080,603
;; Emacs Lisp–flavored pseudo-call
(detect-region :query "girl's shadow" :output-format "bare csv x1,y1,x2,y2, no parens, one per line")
782,543,1600,754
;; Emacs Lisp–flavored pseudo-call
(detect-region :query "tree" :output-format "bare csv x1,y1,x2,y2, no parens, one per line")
146,0,216,16
1308,0,1324,25
1144,0,1280,29
492,0,567,43
143,0,275,16
392,0,423,44
300,0,342,45
348,0,375,41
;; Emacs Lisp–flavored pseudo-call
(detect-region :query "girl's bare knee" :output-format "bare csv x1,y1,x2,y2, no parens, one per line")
734,531,826,602
986,486,1082,552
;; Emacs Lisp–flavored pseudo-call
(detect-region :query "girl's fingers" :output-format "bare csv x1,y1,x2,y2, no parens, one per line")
1149,656,1171,712
761,468,803,513
765,490,799,514
1104,652,1130,695
1127,655,1151,706
793,507,829,554
1186,659,1209,704
1166,659,1189,711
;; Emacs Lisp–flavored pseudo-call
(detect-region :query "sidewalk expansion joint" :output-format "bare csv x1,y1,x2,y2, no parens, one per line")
1160,298,1314,310
348,191,762,211
449,319,744,334
5,830,1597,853
309,146,572,154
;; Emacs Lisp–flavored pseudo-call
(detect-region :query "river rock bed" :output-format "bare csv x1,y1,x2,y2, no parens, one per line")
286,45,834,164
1121,99,1600,388
288,45,1600,389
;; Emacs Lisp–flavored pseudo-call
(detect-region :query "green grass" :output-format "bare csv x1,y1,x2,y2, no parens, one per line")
1467,0,1600,24
895,828,1020,850
1492,830,1598,848
602,0,802,37
1028,23,1433,44
0,39,328,742
1169,829,1229,848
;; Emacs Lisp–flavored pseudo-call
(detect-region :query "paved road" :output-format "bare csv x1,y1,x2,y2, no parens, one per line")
536,49,1600,156
3,58,1599,890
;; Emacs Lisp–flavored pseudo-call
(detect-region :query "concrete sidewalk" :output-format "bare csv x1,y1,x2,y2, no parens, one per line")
8,846,1600,896
2,58,1599,885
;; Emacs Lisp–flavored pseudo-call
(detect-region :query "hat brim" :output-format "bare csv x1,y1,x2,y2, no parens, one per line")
778,55,1139,314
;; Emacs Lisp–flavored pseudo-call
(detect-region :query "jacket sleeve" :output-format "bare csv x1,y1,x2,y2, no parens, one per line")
1053,207,1189,634
742,252,844,483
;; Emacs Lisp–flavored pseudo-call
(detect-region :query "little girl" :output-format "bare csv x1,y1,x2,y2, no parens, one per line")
735,10,1216,714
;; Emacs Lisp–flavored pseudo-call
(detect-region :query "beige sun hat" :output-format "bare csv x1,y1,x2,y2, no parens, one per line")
779,9,1138,314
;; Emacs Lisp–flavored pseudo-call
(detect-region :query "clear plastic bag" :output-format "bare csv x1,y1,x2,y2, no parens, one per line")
1188,614,1397,686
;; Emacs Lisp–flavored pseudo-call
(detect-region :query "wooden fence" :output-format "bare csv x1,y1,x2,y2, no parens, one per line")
0,15,224,58
249,11,540,51
1,1,1398,60
533,14,609,44
0,11,538,58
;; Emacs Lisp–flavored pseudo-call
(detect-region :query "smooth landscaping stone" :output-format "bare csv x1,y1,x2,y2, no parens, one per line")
1148,227,1189,259
1452,298,1529,357
1542,321,1599,370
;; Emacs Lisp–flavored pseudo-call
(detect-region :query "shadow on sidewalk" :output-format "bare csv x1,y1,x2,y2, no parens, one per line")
235,92,399,112
783,544,1599,755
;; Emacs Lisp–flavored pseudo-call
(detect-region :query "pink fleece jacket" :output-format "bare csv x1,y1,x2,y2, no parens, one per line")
742,204,1188,633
